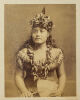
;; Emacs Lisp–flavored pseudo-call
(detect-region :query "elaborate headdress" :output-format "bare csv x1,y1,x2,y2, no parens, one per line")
30,8,53,32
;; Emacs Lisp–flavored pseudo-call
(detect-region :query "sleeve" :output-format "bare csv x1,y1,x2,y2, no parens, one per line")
16,52,23,70
57,49,64,65
16,48,29,70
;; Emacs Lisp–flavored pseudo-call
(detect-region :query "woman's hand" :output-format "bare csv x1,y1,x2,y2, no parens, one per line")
20,91,33,97
49,89,62,97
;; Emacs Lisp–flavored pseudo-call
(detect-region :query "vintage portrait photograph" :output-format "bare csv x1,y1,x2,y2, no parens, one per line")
4,4,76,97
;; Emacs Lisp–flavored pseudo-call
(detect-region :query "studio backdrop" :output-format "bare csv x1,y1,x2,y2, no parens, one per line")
4,4,76,97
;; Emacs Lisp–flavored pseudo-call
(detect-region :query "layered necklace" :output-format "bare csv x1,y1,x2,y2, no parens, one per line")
27,44,53,81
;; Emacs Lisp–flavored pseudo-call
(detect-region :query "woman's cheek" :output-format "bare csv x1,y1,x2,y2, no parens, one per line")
32,34,36,39
43,35,48,41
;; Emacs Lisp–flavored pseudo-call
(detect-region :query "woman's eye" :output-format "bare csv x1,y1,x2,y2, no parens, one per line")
40,30,44,32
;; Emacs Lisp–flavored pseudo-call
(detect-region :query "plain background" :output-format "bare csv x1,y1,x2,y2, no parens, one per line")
4,4,76,97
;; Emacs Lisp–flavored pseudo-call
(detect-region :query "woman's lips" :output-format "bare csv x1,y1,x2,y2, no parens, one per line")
35,38,41,39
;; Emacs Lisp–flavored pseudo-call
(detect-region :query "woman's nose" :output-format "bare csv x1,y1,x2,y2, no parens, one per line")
36,30,41,36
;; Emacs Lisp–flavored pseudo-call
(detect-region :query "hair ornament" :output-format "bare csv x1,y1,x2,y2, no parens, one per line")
30,7,53,32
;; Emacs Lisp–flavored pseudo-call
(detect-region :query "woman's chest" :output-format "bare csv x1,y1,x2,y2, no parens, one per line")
33,50,46,65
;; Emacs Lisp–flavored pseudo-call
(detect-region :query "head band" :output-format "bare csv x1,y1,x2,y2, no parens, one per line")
30,8,53,32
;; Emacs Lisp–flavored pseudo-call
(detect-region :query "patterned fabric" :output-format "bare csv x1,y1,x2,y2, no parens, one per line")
16,45,64,80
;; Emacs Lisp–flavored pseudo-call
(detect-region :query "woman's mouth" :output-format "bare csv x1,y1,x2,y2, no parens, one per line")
35,38,41,39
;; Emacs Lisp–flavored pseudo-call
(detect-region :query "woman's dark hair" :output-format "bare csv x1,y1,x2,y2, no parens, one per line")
19,34,57,51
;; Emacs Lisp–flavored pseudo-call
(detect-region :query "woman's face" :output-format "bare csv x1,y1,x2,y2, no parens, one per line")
31,27,49,44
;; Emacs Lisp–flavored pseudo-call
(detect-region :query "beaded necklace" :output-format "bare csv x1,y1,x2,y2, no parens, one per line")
27,44,53,81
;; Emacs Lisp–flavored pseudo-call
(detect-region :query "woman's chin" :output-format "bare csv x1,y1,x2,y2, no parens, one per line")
34,41,43,44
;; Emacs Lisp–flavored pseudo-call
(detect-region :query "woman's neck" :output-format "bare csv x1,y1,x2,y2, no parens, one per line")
34,42,47,50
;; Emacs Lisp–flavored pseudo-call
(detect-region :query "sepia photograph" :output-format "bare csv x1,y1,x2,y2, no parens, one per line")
4,4,76,97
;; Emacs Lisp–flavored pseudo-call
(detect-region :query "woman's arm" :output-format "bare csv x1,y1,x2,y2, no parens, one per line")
15,68,27,93
51,61,66,97
56,61,66,94
15,48,33,97
49,61,66,97
15,67,33,97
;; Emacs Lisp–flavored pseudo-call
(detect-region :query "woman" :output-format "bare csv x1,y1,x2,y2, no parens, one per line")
15,8,66,97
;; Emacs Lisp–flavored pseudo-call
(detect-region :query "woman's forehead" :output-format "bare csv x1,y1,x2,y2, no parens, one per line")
32,27,47,31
